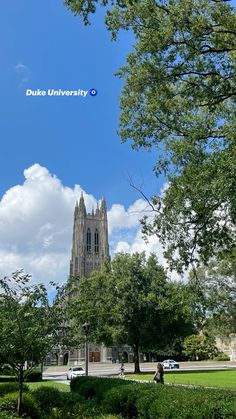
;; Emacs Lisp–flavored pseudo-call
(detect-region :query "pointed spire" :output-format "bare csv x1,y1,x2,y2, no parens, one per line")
100,196,107,212
100,196,107,220
78,193,86,216
74,200,79,217
95,202,99,216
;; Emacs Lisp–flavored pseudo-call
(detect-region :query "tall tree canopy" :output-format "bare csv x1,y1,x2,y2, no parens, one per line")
69,253,193,373
188,254,236,339
182,334,217,361
65,0,236,271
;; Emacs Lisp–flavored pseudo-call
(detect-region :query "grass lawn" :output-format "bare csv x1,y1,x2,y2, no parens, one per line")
27,380,70,391
0,376,70,391
128,370,236,389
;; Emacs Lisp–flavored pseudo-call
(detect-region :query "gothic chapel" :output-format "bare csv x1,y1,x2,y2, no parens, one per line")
46,194,132,365
68,194,112,364
70,194,110,278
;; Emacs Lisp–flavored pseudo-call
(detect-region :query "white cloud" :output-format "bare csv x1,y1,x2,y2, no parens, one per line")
14,62,31,87
114,227,187,282
0,250,68,287
107,199,152,233
0,164,97,285
0,163,183,287
14,63,28,72
114,229,165,263
115,241,131,253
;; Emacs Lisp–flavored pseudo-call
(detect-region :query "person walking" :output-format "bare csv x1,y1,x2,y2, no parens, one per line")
153,363,164,384
119,363,125,378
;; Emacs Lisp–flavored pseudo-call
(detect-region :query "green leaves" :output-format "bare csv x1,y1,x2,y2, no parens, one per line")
65,0,236,270
189,255,236,338
182,334,217,360
69,252,194,370
0,271,72,374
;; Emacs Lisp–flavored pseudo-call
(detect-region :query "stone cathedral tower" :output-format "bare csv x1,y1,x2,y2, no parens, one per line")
70,194,110,278
46,194,133,365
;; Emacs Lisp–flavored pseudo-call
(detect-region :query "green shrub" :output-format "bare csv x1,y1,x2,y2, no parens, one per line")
97,416,122,419
0,377,16,383
147,386,200,419
96,378,131,403
70,376,130,401
59,391,84,408
72,378,97,400
32,386,62,413
72,399,103,418
135,386,159,419
35,392,89,418
24,369,42,382
70,376,101,393
146,386,236,419
0,366,15,377
45,399,102,419
0,413,15,419
0,391,40,418
0,382,29,397
103,383,147,419
213,353,230,361
70,376,236,419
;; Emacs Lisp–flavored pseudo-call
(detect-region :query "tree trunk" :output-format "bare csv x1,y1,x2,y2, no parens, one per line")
133,345,140,374
17,368,24,417
40,359,44,377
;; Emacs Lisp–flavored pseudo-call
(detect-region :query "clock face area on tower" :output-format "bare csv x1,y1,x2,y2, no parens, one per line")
70,194,110,278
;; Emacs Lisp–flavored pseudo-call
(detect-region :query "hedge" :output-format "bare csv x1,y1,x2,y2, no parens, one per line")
0,391,40,419
40,399,102,419
0,382,29,397
0,366,15,377
0,414,15,419
103,383,147,418
0,369,42,384
213,353,230,361
70,377,236,418
32,386,62,413
0,377,16,383
70,376,130,400
144,385,236,419
24,369,42,382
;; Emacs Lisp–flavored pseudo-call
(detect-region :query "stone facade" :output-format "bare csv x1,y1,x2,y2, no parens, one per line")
46,195,133,366
70,194,110,278
66,195,111,364
216,334,236,361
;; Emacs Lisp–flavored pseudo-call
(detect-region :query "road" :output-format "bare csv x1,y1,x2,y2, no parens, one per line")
43,361,236,385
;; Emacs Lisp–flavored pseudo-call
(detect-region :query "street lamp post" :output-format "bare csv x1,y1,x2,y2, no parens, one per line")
83,322,90,376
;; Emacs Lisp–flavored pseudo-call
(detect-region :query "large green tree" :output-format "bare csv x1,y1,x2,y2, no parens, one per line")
69,253,193,373
182,334,217,361
188,255,236,339
65,0,236,271
0,271,71,417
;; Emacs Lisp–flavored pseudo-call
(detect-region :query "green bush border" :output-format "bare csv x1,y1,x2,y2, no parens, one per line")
70,376,236,418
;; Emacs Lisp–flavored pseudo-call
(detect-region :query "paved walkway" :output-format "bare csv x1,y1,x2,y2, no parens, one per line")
43,361,236,385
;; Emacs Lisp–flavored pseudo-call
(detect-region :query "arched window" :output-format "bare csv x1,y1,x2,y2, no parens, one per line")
87,228,91,252
94,229,99,253
75,257,78,273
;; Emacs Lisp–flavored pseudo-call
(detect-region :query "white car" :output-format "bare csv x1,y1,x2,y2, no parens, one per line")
67,366,85,380
162,359,179,369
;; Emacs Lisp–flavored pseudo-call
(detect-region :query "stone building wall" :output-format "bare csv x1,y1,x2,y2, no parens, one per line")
216,334,236,361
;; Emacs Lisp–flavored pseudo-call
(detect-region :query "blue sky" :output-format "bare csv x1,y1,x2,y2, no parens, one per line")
0,1,234,286
0,0,165,286
0,0,161,207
